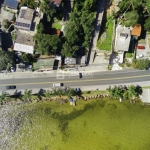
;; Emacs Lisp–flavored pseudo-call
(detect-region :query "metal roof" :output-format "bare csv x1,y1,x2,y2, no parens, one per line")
14,43,34,54
3,0,19,9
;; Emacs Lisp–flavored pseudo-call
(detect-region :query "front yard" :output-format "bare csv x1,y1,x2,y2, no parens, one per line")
97,16,114,51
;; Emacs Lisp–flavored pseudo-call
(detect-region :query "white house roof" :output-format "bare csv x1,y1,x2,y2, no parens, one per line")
14,43,34,54
115,25,131,52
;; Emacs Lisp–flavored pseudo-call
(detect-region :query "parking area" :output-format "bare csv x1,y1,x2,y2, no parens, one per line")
136,40,150,58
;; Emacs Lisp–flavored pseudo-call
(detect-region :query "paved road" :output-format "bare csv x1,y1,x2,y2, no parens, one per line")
0,70,150,95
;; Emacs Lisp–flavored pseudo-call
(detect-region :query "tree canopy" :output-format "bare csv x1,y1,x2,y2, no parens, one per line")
0,51,15,70
34,33,61,55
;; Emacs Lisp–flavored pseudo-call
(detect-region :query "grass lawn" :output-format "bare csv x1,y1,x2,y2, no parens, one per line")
126,52,133,58
52,20,62,30
97,17,114,51
10,99,150,150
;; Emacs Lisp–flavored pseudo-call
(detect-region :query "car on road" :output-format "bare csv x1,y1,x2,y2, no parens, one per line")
79,73,82,78
136,45,145,49
6,85,16,90
53,83,64,87
136,54,144,59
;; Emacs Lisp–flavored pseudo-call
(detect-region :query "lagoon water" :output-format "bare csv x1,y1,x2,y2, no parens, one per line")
1,100,150,150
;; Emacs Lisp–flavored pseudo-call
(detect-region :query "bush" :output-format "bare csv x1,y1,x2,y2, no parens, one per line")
118,63,125,67
132,58,150,70
126,63,131,67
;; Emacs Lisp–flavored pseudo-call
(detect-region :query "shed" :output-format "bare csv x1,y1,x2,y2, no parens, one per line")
141,88,150,103
131,24,141,37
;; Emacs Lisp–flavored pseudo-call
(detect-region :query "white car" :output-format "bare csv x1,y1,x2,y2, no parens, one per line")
10,67,15,72
136,54,144,59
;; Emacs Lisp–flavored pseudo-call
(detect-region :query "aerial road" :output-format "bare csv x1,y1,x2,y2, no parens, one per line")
0,70,150,95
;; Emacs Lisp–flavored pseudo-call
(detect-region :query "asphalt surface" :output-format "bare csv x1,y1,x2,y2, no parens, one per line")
0,70,150,95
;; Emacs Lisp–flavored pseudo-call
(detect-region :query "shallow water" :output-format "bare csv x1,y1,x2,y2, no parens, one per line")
1,100,150,150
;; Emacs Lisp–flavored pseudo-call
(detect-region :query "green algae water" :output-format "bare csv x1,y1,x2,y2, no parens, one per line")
1,99,150,150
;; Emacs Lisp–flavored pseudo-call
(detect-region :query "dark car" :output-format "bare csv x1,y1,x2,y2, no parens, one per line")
79,73,82,78
6,85,16,90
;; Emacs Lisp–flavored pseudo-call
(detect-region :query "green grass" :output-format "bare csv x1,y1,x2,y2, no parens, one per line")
52,20,62,30
97,18,114,51
126,52,133,58
9,99,150,150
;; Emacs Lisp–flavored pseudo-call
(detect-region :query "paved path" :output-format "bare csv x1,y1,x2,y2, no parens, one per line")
87,0,107,64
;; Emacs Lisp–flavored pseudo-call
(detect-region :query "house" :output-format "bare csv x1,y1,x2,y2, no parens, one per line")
131,24,141,37
49,0,62,7
14,7,34,31
141,88,150,103
2,0,19,13
13,30,34,54
65,57,76,65
115,25,131,52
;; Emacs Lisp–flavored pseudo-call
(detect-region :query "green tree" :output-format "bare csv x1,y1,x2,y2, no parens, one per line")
23,89,32,101
40,0,56,22
21,53,32,63
44,90,52,98
67,88,76,98
0,51,15,70
61,42,78,57
124,11,139,26
144,18,150,30
34,33,61,55
36,23,45,34
127,85,137,99
20,0,37,9
0,91,9,104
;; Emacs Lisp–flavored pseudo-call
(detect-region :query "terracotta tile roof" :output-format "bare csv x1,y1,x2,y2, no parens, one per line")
131,24,141,36
50,0,62,5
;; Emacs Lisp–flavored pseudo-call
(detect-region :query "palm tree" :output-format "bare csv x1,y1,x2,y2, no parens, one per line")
0,91,9,104
44,90,52,99
23,89,32,102
127,85,137,99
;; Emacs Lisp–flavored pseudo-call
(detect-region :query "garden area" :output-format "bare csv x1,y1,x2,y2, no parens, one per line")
97,16,114,51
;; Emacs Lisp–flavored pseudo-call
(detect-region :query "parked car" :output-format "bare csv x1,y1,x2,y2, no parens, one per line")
6,85,16,90
136,46,145,49
79,73,82,78
53,83,64,87
10,67,15,72
136,54,144,59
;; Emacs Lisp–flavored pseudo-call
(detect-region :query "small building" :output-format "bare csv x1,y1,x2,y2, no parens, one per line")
14,7,35,31
2,0,19,13
141,88,150,103
65,57,76,65
115,25,131,52
13,30,34,54
131,24,141,37
81,56,86,66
